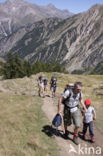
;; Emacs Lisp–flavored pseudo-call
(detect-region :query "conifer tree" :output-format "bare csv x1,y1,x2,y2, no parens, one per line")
23,60,32,77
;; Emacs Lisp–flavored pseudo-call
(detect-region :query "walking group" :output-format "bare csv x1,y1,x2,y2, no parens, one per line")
37,75,96,145
38,75,57,98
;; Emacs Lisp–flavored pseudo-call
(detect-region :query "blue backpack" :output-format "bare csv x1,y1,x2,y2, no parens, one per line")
52,114,62,127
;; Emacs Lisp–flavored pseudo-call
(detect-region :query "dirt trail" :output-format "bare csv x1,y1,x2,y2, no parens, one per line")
42,96,103,156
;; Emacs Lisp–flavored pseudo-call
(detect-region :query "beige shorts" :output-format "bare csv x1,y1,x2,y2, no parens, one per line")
63,106,81,127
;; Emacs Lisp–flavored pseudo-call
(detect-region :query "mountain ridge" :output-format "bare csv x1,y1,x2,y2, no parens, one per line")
0,0,73,39
0,3,103,73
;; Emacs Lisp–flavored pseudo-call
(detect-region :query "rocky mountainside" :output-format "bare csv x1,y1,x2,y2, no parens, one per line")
0,4,103,73
0,0,73,39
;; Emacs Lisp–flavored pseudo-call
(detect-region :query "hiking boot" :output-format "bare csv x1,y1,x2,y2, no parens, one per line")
90,137,95,143
63,130,69,139
73,135,79,145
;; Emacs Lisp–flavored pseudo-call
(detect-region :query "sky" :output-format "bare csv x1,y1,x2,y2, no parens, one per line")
0,0,103,13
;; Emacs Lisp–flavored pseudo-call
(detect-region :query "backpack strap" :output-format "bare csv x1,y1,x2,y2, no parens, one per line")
66,90,72,100
79,92,82,99
62,89,72,105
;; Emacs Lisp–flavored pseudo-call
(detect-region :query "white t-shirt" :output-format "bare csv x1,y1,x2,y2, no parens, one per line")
84,106,95,123
62,90,70,99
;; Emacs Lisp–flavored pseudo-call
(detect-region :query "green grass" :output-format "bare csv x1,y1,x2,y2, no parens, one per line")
0,93,60,156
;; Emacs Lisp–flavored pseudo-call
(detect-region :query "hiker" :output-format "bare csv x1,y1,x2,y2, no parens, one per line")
50,76,57,97
43,78,48,92
82,99,96,143
58,82,87,145
38,75,44,97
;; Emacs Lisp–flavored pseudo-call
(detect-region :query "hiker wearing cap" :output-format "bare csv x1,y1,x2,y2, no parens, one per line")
38,75,44,97
50,76,57,98
58,82,87,145
82,99,96,143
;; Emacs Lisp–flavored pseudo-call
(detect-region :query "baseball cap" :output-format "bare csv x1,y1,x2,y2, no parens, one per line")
84,99,91,106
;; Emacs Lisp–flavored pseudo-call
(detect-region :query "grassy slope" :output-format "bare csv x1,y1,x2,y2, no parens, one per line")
0,77,60,156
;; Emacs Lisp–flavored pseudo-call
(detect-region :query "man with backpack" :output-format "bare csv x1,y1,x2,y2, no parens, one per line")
58,82,87,145
50,76,57,97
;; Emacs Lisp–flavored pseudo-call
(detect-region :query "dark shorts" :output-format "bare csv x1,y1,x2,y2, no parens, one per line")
63,106,81,127
51,86,56,93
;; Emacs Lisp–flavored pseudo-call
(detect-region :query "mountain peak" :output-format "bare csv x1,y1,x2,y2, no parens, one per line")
47,3,56,9
5,0,11,2
89,4,102,11
5,0,12,4
14,0,25,2
13,0,25,4
4,0,25,5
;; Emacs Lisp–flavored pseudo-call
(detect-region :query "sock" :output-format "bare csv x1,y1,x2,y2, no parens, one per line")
74,133,78,137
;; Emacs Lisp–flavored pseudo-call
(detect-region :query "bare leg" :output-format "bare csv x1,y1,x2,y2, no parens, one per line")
52,91,54,97
63,125,69,138
64,125,68,133
38,88,41,96
73,126,80,145
42,88,45,97
74,127,79,134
